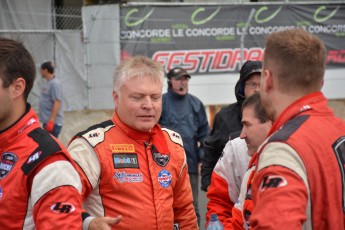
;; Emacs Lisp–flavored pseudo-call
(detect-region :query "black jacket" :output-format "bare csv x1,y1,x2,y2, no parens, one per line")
159,88,209,174
200,72,248,191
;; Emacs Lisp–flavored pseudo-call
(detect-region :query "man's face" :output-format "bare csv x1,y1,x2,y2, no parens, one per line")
171,76,189,95
260,61,276,121
0,77,13,130
244,73,261,98
240,106,272,156
113,76,162,132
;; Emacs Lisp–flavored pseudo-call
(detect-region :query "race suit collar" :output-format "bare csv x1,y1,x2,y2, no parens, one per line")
112,112,170,153
0,104,40,146
112,112,157,141
267,91,326,137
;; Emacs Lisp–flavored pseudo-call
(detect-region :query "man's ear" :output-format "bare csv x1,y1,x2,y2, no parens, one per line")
262,69,273,93
113,91,119,108
11,77,26,99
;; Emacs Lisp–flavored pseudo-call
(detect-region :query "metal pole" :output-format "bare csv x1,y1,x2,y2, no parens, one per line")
240,8,255,66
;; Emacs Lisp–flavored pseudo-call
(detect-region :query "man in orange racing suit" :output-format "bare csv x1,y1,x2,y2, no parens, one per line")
68,56,198,230
0,38,83,229
251,29,345,229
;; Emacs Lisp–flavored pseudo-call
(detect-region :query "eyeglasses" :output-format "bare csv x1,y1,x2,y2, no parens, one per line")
245,82,260,89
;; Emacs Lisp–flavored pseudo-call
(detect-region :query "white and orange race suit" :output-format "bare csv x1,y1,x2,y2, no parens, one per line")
68,112,198,230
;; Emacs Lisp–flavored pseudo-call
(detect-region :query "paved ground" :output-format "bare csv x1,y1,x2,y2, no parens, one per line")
199,180,208,230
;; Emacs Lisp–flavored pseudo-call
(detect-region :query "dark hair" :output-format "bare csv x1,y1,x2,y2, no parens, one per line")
0,38,36,99
41,61,54,74
242,92,270,123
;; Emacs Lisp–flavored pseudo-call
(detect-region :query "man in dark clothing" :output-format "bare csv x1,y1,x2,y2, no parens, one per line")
159,67,210,226
201,60,262,191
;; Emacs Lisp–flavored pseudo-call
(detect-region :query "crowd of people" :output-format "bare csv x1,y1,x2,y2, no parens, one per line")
0,28,344,230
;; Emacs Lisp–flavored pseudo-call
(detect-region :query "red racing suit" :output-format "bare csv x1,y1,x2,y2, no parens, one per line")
68,112,198,230
251,92,345,229
0,105,83,229
206,137,250,229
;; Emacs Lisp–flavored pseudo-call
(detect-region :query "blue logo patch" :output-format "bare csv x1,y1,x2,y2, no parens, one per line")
158,169,172,188
0,185,2,199
113,154,139,169
0,152,18,179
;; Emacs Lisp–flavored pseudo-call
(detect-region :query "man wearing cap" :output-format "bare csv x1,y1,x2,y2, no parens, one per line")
159,67,210,226
201,60,262,192
39,61,64,138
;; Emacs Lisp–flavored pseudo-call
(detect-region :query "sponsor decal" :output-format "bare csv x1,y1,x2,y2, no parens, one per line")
0,152,18,179
114,171,143,183
113,154,139,169
18,118,37,133
0,185,3,199
88,132,100,138
151,145,170,167
255,6,282,24
314,5,340,23
191,7,221,25
153,48,264,74
50,202,75,214
27,151,42,164
158,169,172,188
259,175,287,191
110,144,135,153
125,8,154,27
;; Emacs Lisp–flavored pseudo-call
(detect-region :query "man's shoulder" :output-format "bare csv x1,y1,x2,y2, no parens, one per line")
72,120,115,147
161,127,184,147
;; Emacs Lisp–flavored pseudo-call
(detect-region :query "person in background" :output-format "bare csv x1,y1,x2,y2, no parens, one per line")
159,67,210,226
39,61,64,138
206,93,271,229
251,29,345,229
0,38,84,229
68,56,198,230
201,60,262,192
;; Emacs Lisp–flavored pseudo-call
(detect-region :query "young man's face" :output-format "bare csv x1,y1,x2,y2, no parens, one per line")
170,76,189,95
244,73,261,98
113,76,162,132
240,106,271,156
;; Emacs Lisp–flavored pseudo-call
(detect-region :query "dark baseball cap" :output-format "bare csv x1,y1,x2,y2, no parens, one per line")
167,67,191,80
240,60,262,80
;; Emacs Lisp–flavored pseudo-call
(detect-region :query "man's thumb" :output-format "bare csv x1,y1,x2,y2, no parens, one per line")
105,215,122,225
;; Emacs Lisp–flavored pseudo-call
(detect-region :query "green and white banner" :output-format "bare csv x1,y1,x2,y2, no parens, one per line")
120,4,345,74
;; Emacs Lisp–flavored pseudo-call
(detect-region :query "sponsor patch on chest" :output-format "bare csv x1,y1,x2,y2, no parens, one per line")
113,153,139,169
151,144,170,167
0,152,18,179
110,144,135,153
158,169,172,188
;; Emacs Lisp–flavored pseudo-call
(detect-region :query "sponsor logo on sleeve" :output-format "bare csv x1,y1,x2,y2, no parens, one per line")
27,151,42,164
0,152,18,179
158,169,172,188
113,154,139,169
259,175,287,191
110,144,135,153
114,171,143,183
50,202,75,214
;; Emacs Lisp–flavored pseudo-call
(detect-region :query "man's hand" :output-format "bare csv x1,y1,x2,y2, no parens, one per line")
45,121,54,133
89,216,122,230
